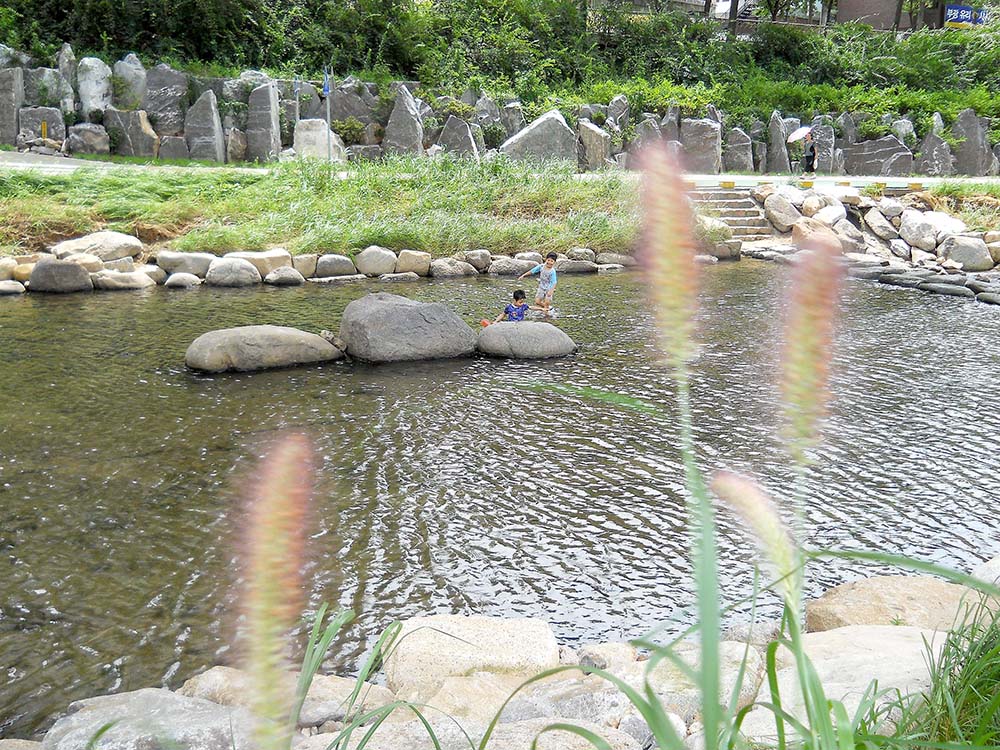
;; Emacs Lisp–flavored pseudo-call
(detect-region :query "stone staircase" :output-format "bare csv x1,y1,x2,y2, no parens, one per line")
690,187,773,243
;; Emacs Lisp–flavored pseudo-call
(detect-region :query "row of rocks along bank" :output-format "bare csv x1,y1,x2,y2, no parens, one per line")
2,42,998,174
742,182,1000,305
0,232,639,298
8,556,998,750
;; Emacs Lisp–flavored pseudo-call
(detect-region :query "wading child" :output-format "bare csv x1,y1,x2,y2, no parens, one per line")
488,289,530,324
519,252,558,317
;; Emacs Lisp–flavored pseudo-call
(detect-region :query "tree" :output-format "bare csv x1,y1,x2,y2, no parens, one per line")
704,0,713,16
893,0,905,30
729,0,740,34
758,0,794,21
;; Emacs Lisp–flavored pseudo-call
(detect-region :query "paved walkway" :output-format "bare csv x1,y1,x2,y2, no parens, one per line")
2,151,999,187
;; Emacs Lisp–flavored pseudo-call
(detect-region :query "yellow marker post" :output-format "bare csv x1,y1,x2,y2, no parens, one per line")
836,180,851,187
719,180,736,189
800,180,814,188
40,121,47,140
908,182,924,192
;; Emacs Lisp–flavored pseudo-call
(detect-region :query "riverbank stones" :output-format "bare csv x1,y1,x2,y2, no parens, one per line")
50,231,143,261
555,259,598,274
384,614,560,701
477,322,577,359
225,249,291,277
263,266,304,286
185,325,343,373
165,272,202,288
0,280,25,295
918,282,975,297
155,250,217,278
205,257,261,287
395,249,432,276
314,254,357,277
806,575,977,632
338,293,476,363
429,258,477,277
354,245,397,276
29,259,93,293
462,249,492,271
42,688,255,750
379,271,420,282
488,257,536,276
91,270,156,290
595,253,637,267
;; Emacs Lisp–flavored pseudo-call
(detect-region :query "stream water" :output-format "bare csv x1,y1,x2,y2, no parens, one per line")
2,263,998,738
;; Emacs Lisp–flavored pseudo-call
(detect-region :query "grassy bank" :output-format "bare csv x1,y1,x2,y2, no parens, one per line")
0,157,640,257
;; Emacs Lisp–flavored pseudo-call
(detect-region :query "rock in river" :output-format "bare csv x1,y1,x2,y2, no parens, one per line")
41,688,255,750
338,293,476,363
28,259,93,293
91,269,157,290
477,322,577,359
205,257,262,287
185,325,343,372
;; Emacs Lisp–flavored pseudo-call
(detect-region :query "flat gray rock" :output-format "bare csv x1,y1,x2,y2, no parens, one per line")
429,258,478,277
487,257,536,276
51,231,143,261
91,270,156,290
41,688,254,750
156,250,216,278
0,280,26,295
263,266,305,286
186,325,343,372
379,271,420,282
354,246,397,276
315,254,357,277
339,293,475,363
477,321,577,359
165,272,202,288
977,292,1000,305
499,109,576,162
918,282,975,297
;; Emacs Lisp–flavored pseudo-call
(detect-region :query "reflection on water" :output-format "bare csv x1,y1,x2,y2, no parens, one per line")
1,264,999,737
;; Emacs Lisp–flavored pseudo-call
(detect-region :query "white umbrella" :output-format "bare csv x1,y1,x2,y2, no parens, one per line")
787,126,813,144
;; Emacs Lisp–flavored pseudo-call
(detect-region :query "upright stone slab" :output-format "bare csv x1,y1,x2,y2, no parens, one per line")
76,57,112,121
328,79,378,124
226,128,247,162
952,108,991,176
104,107,159,157
578,119,611,170
680,118,722,173
607,94,629,131
473,95,502,129
113,54,146,110
842,136,912,176
0,68,23,146
436,115,479,160
158,135,189,160
383,85,423,155
661,105,680,142
245,82,280,162
184,90,225,162
812,124,836,174
631,117,662,152
501,102,525,137
18,107,64,141
57,44,76,88
916,132,954,176
293,118,347,161
723,128,753,172
142,63,188,136
23,68,73,113
766,110,790,173
499,109,576,162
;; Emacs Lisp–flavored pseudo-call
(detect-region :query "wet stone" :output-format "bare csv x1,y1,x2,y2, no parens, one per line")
918,282,975,298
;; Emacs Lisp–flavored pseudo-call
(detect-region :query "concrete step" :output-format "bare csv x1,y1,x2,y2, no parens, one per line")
691,198,759,209
689,190,751,199
725,218,770,228
705,207,761,218
731,233,775,241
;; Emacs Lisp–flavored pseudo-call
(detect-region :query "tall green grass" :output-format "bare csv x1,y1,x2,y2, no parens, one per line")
0,157,639,256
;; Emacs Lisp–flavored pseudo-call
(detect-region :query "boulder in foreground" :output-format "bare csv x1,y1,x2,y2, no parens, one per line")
41,688,254,750
338,293,476,363
186,325,343,372
478,321,577,359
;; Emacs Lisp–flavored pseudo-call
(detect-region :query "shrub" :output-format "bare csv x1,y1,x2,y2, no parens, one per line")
330,116,366,145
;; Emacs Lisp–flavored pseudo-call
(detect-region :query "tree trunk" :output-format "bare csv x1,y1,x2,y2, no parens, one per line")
729,0,740,34
893,0,905,30
704,0,713,16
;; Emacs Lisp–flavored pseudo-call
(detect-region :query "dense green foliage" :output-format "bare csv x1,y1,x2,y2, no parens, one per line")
0,157,638,255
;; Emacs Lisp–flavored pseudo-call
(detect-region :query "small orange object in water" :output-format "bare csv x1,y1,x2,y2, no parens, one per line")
480,319,490,327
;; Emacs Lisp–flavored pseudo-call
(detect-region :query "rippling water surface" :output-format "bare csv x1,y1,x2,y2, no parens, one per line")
2,263,999,738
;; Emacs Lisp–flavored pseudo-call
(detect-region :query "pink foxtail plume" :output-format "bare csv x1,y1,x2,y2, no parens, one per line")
242,433,314,750
638,143,700,371
781,237,844,464
711,471,802,609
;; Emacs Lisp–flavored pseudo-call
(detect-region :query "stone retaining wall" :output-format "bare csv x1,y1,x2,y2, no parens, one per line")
1,43,998,174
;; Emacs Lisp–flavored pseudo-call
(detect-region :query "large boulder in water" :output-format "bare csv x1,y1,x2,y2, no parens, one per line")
41,688,255,750
339,293,476,363
478,322,577,359
28,259,93,293
185,325,343,373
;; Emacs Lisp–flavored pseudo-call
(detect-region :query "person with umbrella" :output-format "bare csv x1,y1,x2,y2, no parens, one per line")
787,125,815,177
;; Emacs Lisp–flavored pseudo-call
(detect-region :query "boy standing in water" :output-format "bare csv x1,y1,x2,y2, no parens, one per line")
519,252,558,317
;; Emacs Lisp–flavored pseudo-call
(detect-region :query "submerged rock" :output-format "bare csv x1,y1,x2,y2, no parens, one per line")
185,325,343,372
338,293,476,363
477,321,577,359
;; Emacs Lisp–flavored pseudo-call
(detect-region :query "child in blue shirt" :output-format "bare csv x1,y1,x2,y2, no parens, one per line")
492,289,530,323
519,252,558,317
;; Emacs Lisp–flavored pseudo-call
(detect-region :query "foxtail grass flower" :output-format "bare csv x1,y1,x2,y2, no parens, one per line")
781,237,844,465
639,144,700,372
711,471,802,610
242,433,314,750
